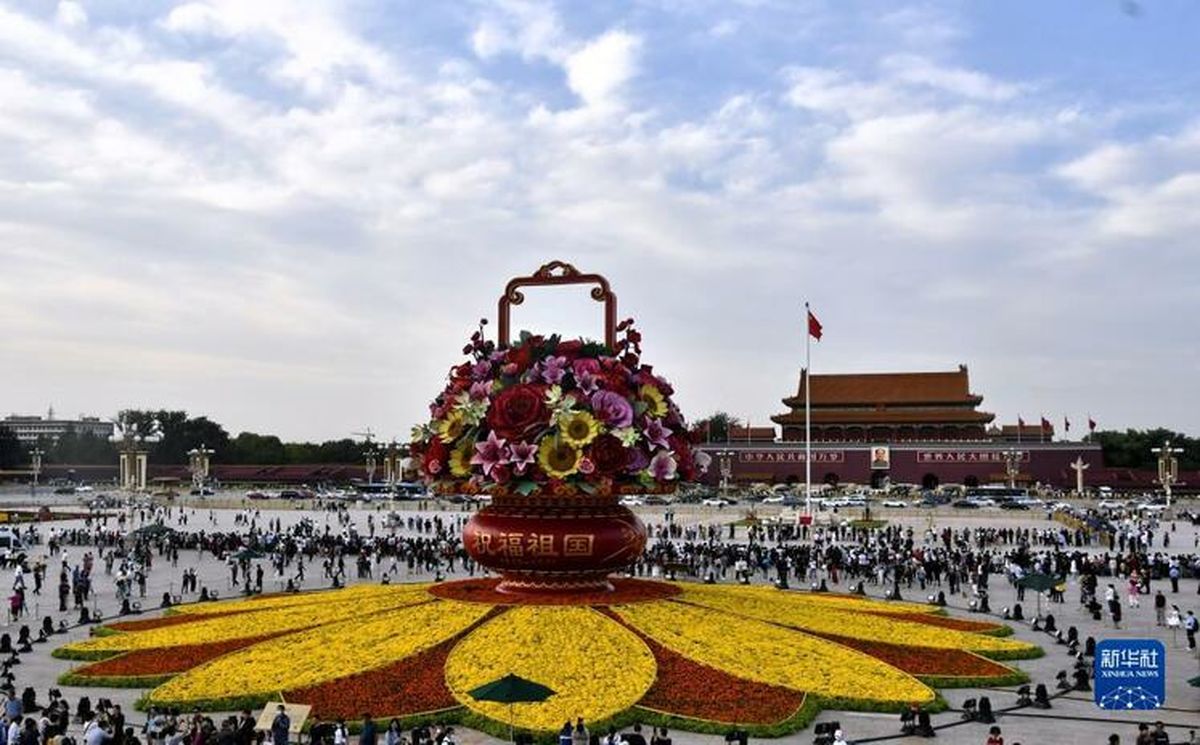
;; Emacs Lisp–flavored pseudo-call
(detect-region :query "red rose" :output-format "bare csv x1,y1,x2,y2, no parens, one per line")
487,383,548,438
557,339,583,356
507,345,534,374
590,434,628,474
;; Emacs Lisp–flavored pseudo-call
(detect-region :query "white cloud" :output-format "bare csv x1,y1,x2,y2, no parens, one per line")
0,0,1196,438
54,1,86,27
564,30,641,107
882,54,1023,101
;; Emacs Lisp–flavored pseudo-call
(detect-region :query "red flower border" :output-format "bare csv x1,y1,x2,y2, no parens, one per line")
285,608,506,720
428,577,679,606
72,634,283,678
602,610,806,726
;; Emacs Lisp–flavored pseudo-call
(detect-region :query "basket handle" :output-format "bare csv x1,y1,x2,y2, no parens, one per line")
497,261,617,349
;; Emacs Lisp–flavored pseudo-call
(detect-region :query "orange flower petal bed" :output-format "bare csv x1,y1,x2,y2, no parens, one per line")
603,611,806,725
105,611,243,633
72,635,281,678
286,636,461,719
428,577,679,605
813,635,1014,678
285,608,506,719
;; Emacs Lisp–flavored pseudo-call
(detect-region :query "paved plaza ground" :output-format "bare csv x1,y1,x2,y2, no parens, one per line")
1,487,1197,745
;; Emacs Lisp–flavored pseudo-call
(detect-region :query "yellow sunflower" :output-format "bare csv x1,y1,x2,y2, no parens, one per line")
436,411,467,444
559,411,601,447
448,442,474,477
638,384,668,418
537,435,582,478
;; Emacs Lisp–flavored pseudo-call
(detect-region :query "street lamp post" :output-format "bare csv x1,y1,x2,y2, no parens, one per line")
1001,448,1023,490
111,415,161,492
1150,440,1183,515
187,445,214,494
365,446,378,486
30,447,43,500
716,449,736,496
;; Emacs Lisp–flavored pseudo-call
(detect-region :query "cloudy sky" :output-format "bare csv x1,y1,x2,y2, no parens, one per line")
1,0,1198,442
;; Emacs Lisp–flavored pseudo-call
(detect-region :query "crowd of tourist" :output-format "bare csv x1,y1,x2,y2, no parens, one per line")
0,498,1194,745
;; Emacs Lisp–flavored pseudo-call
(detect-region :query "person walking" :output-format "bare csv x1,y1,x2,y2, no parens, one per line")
571,718,589,745
1154,590,1166,626
270,706,290,745
1185,610,1198,651
359,714,377,745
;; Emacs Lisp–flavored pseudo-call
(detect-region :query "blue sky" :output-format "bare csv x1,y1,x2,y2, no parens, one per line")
0,0,1197,440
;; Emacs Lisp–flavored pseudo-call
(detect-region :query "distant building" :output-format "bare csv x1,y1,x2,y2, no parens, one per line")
696,364,1104,490
2,411,113,444
772,365,995,442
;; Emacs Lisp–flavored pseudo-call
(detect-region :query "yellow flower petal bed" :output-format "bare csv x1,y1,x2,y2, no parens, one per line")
63,590,430,654
445,606,656,731
614,600,934,706
172,584,428,616
150,599,490,706
695,585,931,615
680,585,1034,656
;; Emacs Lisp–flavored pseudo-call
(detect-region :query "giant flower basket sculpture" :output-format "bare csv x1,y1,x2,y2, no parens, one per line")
409,261,707,592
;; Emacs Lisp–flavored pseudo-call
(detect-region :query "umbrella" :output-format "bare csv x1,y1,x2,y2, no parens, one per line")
128,524,175,539
1017,573,1059,617
469,673,556,742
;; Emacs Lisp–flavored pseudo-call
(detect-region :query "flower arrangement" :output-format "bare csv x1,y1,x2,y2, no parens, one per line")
54,581,1037,735
411,319,709,497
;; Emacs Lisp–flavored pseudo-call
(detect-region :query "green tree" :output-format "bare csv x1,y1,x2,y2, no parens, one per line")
691,412,743,443
0,426,26,469
114,410,231,465
227,432,288,464
1095,428,1198,470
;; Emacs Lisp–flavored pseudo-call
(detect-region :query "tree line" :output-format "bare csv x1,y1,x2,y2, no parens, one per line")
3,410,1195,471
0,409,376,467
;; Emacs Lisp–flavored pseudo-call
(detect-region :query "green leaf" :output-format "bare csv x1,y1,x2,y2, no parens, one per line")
514,481,538,496
578,481,597,495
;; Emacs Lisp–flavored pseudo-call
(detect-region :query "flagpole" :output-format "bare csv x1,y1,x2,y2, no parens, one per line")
804,302,812,517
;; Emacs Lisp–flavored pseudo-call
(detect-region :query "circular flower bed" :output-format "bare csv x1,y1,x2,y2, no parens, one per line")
54,580,1040,737
410,321,708,499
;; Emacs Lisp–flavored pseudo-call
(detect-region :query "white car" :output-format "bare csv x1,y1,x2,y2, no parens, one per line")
619,496,645,507
1097,500,1125,510
76,485,94,492
701,498,733,507
1135,503,1168,512
761,495,787,504
880,499,907,508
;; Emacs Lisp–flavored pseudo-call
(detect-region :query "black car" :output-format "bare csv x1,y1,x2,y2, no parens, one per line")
952,499,980,509
999,501,1030,510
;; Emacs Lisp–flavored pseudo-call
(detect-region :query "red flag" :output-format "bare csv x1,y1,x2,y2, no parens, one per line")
1017,416,1025,429
1064,416,1070,433
807,309,823,341
1040,416,1051,432
1088,417,1097,432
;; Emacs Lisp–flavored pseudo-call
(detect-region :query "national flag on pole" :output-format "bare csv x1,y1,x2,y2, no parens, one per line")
1040,416,1051,432
807,308,823,341
1063,416,1070,433
1018,416,1025,429
1088,416,1097,432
